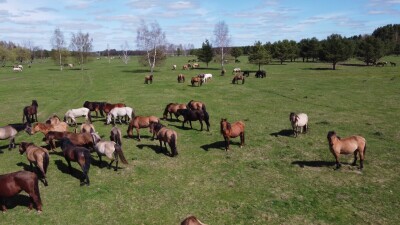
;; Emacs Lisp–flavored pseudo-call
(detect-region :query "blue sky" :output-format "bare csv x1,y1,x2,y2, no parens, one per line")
0,0,399,51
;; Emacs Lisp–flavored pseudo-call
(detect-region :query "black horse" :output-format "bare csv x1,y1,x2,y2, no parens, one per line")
177,109,210,131
83,101,106,117
22,100,38,123
255,70,266,78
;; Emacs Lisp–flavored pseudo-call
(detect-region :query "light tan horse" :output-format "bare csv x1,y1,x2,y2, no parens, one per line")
19,142,49,186
127,116,160,141
91,133,128,171
45,114,61,125
327,131,367,170
74,122,95,134
30,122,69,135
220,118,245,151
149,122,178,157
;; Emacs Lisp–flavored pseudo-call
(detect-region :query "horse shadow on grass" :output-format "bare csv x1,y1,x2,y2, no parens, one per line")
1,194,32,211
54,159,85,181
0,144,12,150
168,123,203,131
200,141,226,151
291,160,336,168
136,144,170,156
16,162,31,171
270,129,293,137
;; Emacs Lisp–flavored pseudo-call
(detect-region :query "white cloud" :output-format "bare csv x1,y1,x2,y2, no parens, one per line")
168,1,195,10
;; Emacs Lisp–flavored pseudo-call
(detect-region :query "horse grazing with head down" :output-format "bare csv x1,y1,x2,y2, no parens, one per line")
163,103,187,121
220,118,245,151
83,101,105,117
177,109,210,131
19,142,49,186
91,133,128,171
289,112,308,137
0,171,42,212
187,100,207,112
327,131,367,170
22,100,38,123
149,122,178,157
191,77,203,86
232,74,245,84
60,138,91,186
64,107,92,126
177,74,185,83
29,121,68,135
106,107,134,125
127,116,160,141
144,75,153,84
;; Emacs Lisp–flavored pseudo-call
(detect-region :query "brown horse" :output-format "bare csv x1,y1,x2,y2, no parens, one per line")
178,74,185,83
327,131,367,170
19,142,49,186
181,215,208,225
110,126,122,146
127,116,160,141
44,131,71,151
220,118,245,151
232,75,245,84
83,101,105,117
145,75,153,84
60,138,91,186
22,100,38,123
187,100,207,112
191,77,203,86
29,122,68,135
75,122,95,134
149,122,178,157
45,114,61,125
163,103,187,121
102,103,126,114
0,171,42,212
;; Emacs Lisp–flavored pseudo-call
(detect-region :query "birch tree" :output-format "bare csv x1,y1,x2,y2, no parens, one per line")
51,28,66,71
136,20,166,75
213,21,230,70
70,31,93,70
121,41,130,64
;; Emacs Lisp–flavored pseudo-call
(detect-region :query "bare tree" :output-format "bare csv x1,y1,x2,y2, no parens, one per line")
213,21,231,70
136,20,166,75
121,41,130,64
51,28,66,71
70,31,93,70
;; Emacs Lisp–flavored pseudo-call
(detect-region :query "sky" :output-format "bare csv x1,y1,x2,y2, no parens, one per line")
0,0,399,51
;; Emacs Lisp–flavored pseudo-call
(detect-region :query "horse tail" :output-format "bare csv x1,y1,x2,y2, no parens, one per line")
170,132,178,157
83,150,91,175
87,111,92,123
115,144,128,164
22,110,25,123
203,110,210,127
201,103,207,113
117,130,122,146
43,152,49,175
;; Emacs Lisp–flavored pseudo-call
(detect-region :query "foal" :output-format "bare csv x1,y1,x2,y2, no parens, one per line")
19,142,49,186
220,118,245,151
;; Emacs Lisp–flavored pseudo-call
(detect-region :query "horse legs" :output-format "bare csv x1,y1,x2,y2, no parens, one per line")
108,159,115,170
359,148,365,170
1,198,7,212
8,137,15,150
333,154,341,170
352,151,358,166
224,136,230,151
66,159,73,174
136,128,141,141
199,120,203,131
240,132,245,148
189,121,193,129
113,152,119,171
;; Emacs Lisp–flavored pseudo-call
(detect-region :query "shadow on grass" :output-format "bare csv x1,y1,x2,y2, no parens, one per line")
1,194,32,211
270,129,293,137
291,160,336,168
54,159,84,182
168,123,204,131
302,68,333,71
200,141,225,151
0,144,12,150
121,69,154,73
16,162,32,171
136,144,170,156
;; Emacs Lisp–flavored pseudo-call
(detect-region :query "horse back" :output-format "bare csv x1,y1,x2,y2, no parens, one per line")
0,125,18,138
0,171,37,197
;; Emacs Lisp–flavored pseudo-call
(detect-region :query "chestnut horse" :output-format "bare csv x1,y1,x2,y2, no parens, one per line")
327,131,367,170
110,126,122,146
163,103,187,121
187,100,207,112
232,75,245,84
45,132,94,150
44,131,71,151
177,109,210,131
220,118,245,151
60,138,91,186
191,77,203,86
127,116,160,141
102,103,126,114
83,101,105,117
181,215,208,225
19,142,49,186
91,133,128,171
145,75,153,84
22,100,38,123
177,74,185,83
29,121,68,135
149,122,178,157
0,171,42,212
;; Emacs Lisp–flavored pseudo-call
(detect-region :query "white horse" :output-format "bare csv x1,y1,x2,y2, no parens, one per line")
203,73,212,83
233,68,241,74
172,65,176,70
91,132,128,171
106,107,134,125
64,107,91,125
13,67,22,72
18,65,23,69
289,112,308,137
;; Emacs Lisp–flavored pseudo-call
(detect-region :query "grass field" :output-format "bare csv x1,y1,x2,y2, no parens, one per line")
0,55,399,225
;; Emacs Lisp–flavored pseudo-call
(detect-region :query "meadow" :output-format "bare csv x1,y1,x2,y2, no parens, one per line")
0,55,399,225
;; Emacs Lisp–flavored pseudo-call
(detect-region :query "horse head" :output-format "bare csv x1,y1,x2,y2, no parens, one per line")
19,142,29,154
32,100,38,107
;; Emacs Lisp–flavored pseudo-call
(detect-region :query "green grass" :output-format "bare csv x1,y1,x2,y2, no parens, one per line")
0,56,399,224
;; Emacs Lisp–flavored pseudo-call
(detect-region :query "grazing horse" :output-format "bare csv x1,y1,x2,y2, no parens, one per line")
83,101,105,117
145,75,153,84
127,116,160,141
60,138,91,186
0,123,30,149
203,73,212,83
91,133,128,171
220,118,245,151
181,215,208,225
232,74,245,84
390,62,396,67
13,67,22,72
19,142,49,186
45,114,61,125
149,122,178,157
232,68,241,74
0,171,42,212
102,103,126,114
172,65,177,70
187,100,207,112
64,107,91,126
76,122,95,134
255,70,266,78
22,100,39,123
182,65,189,70
106,107,134,125
29,122,68,135
177,74,185,83
191,77,203,86
163,103,187,120
289,112,308,137
177,109,210,131
327,131,367,170
110,126,122,146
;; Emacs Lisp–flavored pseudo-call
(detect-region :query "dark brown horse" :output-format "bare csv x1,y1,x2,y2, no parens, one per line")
163,103,187,120
149,122,178,157
83,101,105,117
177,109,210,131
220,118,245,151
232,75,245,84
0,171,42,212
102,103,126,114
22,100,38,123
60,138,91,186
19,142,49,186
144,75,153,84
191,77,203,86
110,126,122,146
327,131,367,170
127,116,160,141
177,74,185,83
